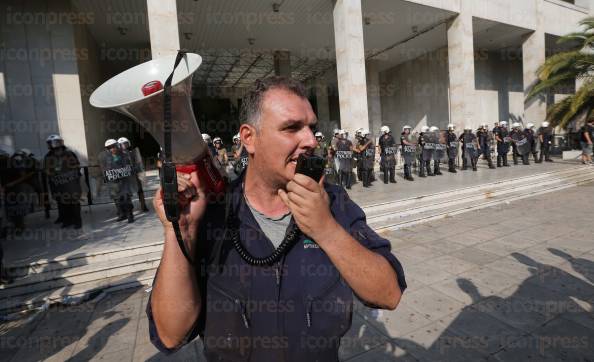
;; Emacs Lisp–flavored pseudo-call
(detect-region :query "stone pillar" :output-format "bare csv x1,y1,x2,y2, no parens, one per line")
314,79,331,136
522,1,546,124
366,59,382,136
147,0,180,58
273,51,291,77
446,10,475,130
333,0,370,134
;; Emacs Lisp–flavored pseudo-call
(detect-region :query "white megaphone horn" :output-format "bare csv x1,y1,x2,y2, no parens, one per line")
89,52,225,194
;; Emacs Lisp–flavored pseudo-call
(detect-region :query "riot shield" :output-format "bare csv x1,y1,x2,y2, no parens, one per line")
422,135,434,162
435,131,447,161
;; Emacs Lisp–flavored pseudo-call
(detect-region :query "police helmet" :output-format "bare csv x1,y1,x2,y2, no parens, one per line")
402,125,412,131
105,139,118,148
314,131,324,139
421,126,430,132
117,137,130,145
47,134,64,149
213,137,222,144
338,129,346,135
355,128,364,137
233,133,240,142
19,148,34,157
464,125,472,131
542,121,550,127
500,121,508,127
361,129,370,137
511,122,521,129
429,126,439,132
202,133,212,143
380,126,390,134
447,124,455,130
526,123,534,129
333,128,340,135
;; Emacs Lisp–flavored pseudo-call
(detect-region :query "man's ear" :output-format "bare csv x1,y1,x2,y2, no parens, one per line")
240,124,256,154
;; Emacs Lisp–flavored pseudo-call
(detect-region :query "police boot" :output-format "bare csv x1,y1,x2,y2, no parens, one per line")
389,167,397,183
472,158,478,171
404,165,414,181
383,168,389,184
503,154,510,167
418,160,426,177
361,170,369,187
523,155,530,165
434,161,442,175
448,159,457,173
497,155,502,167
115,200,127,222
426,161,434,176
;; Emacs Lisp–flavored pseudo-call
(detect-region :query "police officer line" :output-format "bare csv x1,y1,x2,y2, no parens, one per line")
363,166,594,232
3,165,592,314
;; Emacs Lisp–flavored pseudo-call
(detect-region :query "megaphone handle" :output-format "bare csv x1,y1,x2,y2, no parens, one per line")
175,154,226,195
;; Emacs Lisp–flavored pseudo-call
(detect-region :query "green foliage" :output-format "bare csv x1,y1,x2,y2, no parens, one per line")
526,17,594,128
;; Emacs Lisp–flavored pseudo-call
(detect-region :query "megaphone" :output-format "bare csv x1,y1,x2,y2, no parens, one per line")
89,52,225,194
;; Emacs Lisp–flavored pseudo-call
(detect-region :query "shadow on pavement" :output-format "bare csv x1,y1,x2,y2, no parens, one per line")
345,249,594,361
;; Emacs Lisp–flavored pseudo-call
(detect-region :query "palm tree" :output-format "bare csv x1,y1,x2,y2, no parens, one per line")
526,17,594,129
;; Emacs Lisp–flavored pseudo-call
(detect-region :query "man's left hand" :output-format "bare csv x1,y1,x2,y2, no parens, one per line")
278,174,336,241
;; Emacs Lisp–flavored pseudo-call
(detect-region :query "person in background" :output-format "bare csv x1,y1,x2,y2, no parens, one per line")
118,137,149,212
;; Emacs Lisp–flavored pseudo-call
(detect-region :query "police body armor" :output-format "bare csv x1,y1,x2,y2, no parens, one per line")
512,131,530,156
45,148,82,197
379,134,397,168
446,132,458,159
99,149,137,199
421,133,434,162
461,132,478,163
434,131,447,162
335,139,353,172
400,133,416,164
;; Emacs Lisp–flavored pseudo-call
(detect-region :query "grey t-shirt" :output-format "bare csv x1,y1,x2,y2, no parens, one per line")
246,199,291,248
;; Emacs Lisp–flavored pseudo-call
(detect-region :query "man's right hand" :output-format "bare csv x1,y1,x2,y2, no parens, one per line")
153,170,207,246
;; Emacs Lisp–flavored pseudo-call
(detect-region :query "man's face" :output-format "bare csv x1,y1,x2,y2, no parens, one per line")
242,88,317,187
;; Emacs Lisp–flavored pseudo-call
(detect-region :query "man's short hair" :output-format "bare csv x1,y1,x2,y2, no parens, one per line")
240,76,308,128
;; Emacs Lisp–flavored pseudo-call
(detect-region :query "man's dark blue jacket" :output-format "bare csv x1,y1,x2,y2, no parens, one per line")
147,176,406,361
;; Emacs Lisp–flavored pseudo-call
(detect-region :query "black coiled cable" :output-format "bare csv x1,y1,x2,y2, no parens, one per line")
228,218,301,266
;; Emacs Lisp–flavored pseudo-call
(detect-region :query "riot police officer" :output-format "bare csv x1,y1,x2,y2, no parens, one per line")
100,139,137,223
524,123,539,163
400,125,415,181
494,121,511,167
202,133,217,159
477,124,496,169
118,137,149,212
354,128,364,182
232,133,249,176
418,126,434,177
357,129,375,187
313,131,328,159
430,126,444,175
459,126,479,171
538,122,554,162
379,126,397,183
336,129,354,189
44,135,83,228
446,124,459,173
510,122,528,165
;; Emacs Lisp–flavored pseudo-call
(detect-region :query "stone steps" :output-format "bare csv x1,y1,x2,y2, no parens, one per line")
0,245,162,314
365,166,594,231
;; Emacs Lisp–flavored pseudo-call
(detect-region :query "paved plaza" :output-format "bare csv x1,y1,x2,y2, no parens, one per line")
1,175,593,361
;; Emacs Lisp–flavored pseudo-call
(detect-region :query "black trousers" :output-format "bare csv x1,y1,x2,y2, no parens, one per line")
339,171,351,189
383,165,395,183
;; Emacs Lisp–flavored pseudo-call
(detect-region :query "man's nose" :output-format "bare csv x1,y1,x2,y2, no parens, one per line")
302,127,317,149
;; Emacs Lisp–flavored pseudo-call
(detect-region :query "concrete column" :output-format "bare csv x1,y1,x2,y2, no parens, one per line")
147,0,180,58
522,1,546,124
447,10,475,130
314,80,331,136
273,51,291,77
333,0,370,134
366,59,382,136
